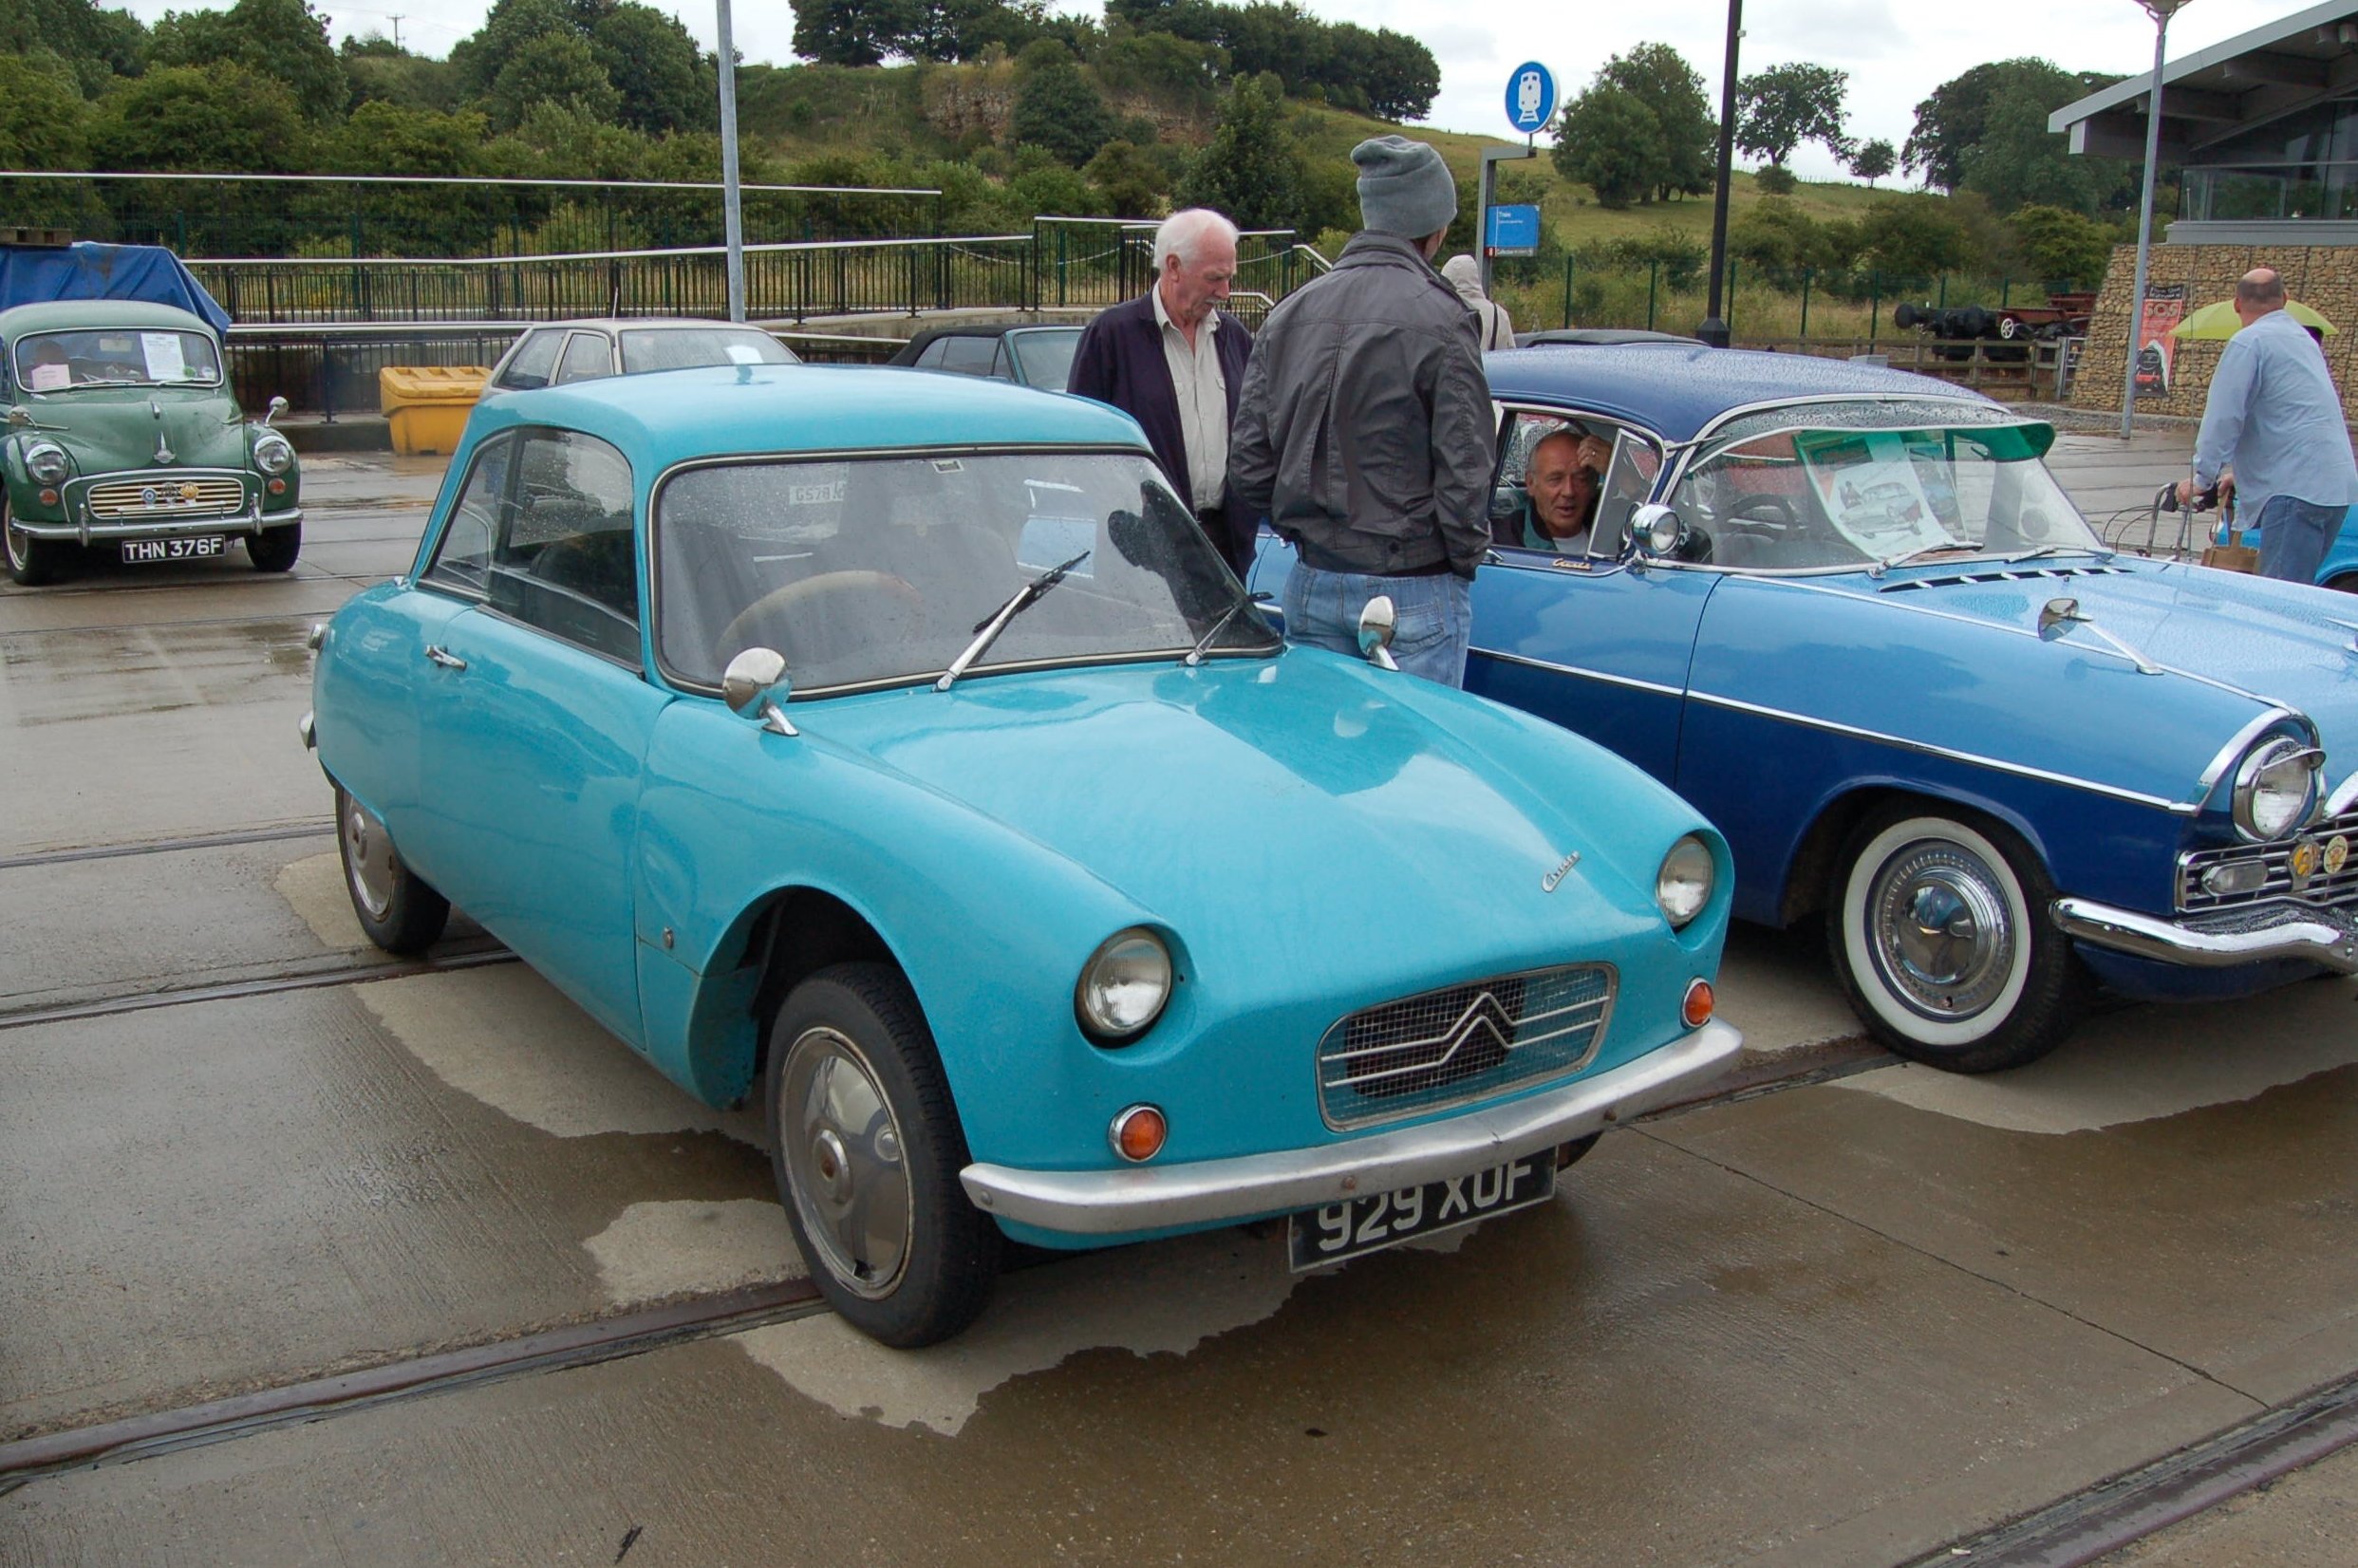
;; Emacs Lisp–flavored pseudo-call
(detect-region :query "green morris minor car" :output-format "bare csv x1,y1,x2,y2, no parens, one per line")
2,300,301,587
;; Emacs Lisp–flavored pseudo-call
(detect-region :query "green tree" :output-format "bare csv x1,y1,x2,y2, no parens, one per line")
0,0,150,96
90,62,308,171
452,0,575,96
1850,139,1895,187
342,34,466,111
588,3,709,133
1727,196,1836,273
1735,62,1848,174
1552,80,1664,210
1600,43,1715,200
2007,203,2113,287
1008,41,1113,167
1083,140,1169,215
151,0,348,122
1174,73,1301,232
487,30,622,131
1847,195,1978,279
1957,70,2105,214
0,51,88,168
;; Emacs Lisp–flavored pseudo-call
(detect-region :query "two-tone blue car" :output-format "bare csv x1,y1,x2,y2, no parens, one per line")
1256,345,2356,1074
306,364,1741,1345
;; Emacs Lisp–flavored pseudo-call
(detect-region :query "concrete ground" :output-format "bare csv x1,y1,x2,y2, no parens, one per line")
5,434,2356,1566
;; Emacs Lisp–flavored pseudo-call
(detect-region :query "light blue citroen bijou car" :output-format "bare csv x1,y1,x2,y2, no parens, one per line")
306,364,1740,1345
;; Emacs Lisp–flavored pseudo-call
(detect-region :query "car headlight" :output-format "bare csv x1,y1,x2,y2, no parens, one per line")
1075,926,1172,1043
1656,834,1715,928
2233,736,2320,841
24,442,68,484
253,432,294,476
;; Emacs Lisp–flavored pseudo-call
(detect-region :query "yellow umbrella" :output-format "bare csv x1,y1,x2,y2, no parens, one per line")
2167,297,2338,339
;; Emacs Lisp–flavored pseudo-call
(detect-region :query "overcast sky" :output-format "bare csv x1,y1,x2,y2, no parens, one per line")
116,0,2326,181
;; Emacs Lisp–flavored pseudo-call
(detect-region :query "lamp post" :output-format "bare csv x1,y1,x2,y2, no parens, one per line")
2121,0,2191,439
1697,0,1742,348
716,0,746,323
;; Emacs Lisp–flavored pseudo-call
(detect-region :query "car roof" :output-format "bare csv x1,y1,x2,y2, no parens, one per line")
513,317,782,334
0,300,215,337
1483,343,2000,443
471,364,1149,476
1519,327,1700,346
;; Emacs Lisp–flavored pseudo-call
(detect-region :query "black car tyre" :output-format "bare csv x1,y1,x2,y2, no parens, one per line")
248,522,302,573
336,782,450,953
1826,803,2082,1073
3,495,68,587
767,962,1000,1347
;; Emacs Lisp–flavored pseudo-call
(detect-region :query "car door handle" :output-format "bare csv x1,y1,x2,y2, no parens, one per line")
424,645,468,671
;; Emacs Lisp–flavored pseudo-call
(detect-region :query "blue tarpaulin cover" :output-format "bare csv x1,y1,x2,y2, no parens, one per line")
0,242,233,334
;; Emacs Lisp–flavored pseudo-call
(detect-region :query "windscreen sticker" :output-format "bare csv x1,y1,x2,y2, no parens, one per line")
140,333,189,382
1795,430,1955,557
723,344,763,364
26,362,67,392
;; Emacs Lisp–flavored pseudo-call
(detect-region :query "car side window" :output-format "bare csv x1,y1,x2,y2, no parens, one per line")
422,433,515,594
988,340,1012,380
912,338,948,368
553,332,613,386
483,428,641,664
498,331,561,391
1491,411,1626,559
938,335,999,375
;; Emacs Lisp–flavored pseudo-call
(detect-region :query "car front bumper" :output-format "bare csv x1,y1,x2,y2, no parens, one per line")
17,504,302,546
2053,897,2358,976
958,1018,1743,1236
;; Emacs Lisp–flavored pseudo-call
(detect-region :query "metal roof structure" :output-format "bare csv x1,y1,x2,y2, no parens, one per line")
2049,2,2358,162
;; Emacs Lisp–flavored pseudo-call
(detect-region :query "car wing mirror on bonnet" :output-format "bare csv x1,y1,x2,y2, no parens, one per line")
1357,595,1400,671
721,646,797,736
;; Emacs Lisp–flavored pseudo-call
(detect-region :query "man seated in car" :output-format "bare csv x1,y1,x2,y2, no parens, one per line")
1497,428,1614,554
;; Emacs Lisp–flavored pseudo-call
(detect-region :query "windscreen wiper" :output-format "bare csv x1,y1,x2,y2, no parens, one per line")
936,549,1090,691
1869,540,1974,577
1182,589,1275,667
2007,544,2114,565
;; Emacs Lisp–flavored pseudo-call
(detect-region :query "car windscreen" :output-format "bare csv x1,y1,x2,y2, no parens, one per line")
655,450,1273,694
1006,329,1080,390
14,328,223,391
619,327,799,374
1669,418,2102,570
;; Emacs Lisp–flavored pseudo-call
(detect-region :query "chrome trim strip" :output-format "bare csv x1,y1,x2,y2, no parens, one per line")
1471,646,1686,698
2330,771,2358,819
298,710,316,751
2196,707,2307,794
2052,898,2358,976
1687,391,2007,448
958,1020,1742,1235
1685,689,2200,814
21,505,299,544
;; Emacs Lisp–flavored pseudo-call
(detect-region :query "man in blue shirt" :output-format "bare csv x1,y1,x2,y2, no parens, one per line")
2179,267,2358,582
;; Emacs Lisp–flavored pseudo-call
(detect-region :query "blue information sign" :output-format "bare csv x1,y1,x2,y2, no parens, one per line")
1485,204,1542,256
1505,62,1556,136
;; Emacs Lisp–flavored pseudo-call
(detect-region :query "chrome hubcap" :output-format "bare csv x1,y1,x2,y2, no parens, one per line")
340,793,397,921
1868,842,2013,1019
780,1027,910,1301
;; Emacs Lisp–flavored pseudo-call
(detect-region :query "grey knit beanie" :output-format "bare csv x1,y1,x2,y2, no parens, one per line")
1353,136,1456,239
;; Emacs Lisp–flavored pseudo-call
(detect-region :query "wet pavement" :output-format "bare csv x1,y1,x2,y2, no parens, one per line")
5,440,2356,1565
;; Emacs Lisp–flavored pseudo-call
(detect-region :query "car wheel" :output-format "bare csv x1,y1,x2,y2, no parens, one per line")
3,495,68,587
1826,805,2082,1073
767,962,1000,1347
336,782,450,953
248,523,302,573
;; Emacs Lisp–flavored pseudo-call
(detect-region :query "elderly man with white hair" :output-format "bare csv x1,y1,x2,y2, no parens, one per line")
1068,206,1258,573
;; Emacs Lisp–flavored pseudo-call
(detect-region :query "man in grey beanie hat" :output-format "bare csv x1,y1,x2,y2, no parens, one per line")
1228,135,1493,686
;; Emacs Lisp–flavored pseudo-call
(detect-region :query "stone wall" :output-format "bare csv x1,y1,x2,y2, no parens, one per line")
2072,242,2358,423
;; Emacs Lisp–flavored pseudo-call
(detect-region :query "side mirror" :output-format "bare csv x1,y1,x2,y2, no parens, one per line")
2037,596,2084,641
263,395,288,428
1357,595,1400,672
1629,503,1687,559
721,646,797,736
7,407,28,428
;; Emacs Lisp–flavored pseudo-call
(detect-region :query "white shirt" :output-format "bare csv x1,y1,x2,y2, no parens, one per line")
1152,285,1227,512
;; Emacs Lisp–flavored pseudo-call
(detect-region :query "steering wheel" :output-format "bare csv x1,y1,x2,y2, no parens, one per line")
1726,492,1799,530
716,569,925,664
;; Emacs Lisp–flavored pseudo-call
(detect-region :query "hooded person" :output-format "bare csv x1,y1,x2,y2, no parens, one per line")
1440,254,1516,352
1226,136,1494,688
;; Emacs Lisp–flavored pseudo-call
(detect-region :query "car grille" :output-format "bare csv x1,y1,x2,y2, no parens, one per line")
1316,964,1615,1130
84,476,247,520
2178,809,2358,912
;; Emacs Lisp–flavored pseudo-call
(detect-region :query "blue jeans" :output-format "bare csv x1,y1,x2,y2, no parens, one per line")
1282,563,1472,687
2255,494,2346,584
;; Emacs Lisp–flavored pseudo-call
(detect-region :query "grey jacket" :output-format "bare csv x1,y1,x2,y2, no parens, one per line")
1228,232,1495,578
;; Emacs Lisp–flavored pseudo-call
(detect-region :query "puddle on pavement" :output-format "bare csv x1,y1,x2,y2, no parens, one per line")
352,964,763,1143
1834,979,2358,1132
276,850,370,951
585,1198,804,1302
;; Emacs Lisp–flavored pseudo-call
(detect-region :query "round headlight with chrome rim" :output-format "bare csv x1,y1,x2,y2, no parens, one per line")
1656,834,1715,928
1075,926,1172,1043
252,432,295,476
24,442,68,485
2233,736,2320,842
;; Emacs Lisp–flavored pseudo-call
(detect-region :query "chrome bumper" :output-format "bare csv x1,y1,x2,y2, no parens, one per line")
2053,897,2358,975
959,1019,1743,1236
20,507,302,545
